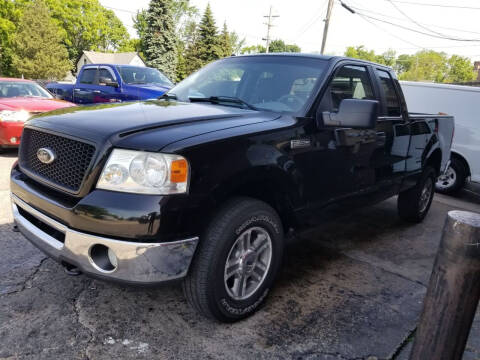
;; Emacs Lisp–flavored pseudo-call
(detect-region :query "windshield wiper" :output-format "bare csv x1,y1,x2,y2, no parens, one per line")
188,96,257,110
159,93,177,100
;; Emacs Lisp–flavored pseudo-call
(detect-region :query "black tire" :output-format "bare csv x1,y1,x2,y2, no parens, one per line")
435,157,467,195
398,167,436,223
182,197,284,322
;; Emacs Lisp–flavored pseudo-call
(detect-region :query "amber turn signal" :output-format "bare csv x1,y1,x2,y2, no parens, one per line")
171,159,188,183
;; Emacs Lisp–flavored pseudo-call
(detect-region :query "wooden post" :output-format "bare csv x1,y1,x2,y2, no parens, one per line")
410,210,480,360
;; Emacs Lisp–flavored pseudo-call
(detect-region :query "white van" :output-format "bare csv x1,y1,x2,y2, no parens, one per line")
401,81,480,194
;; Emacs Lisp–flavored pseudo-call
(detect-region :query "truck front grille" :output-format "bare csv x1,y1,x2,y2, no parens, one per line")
19,128,96,193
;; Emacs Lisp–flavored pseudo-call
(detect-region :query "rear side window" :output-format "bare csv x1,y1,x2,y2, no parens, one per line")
79,68,97,84
328,65,375,111
376,69,401,117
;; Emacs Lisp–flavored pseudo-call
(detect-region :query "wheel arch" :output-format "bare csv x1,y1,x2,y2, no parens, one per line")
450,151,471,177
209,165,301,232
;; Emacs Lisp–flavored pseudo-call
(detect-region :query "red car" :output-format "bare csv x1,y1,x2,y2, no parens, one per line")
0,78,75,150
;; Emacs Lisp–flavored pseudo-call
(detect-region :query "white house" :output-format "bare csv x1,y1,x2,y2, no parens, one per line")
76,51,146,76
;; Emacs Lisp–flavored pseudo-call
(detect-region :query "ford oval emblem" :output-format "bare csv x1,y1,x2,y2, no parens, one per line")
37,148,56,164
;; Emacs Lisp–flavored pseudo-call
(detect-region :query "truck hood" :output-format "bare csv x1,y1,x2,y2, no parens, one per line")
123,83,171,98
27,100,280,151
0,97,75,112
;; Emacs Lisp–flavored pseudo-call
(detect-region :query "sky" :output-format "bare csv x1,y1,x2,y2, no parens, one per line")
99,0,480,60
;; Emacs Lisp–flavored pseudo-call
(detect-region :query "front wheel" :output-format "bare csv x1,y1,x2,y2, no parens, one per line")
398,167,436,223
182,197,284,322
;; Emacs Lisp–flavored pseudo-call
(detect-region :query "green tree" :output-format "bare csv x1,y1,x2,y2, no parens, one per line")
446,55,476,83
44,0,130,67
399,50,448,82
344,45,395,66
219,22,233,57
11,0,71,80
197,4,222,64
229,31,246,55
241,44,266,54
0,0,26,76
269,39,301,53
143,0,178,80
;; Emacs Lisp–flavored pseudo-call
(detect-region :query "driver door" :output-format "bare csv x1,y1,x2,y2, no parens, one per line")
297,63,380,218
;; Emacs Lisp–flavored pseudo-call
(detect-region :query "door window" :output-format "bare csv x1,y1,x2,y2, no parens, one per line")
79,68,97,84
328,65,375,111
376,70,402,117
98,68,115,83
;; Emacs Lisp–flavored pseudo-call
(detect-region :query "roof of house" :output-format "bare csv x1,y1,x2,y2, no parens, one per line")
81,51,143,65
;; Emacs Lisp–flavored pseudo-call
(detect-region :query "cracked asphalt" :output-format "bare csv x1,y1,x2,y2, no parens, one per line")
1,150,480,360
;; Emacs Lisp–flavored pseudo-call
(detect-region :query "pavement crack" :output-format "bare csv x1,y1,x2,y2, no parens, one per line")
73,281,95,360
0,257,48,297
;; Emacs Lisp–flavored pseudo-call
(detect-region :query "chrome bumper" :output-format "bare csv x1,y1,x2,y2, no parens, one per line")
11,194,198,284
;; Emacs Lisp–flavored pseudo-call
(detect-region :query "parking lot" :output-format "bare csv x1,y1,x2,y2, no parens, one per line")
1,150,480,360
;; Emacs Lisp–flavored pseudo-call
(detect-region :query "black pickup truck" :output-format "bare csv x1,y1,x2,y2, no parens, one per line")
11,54,454,322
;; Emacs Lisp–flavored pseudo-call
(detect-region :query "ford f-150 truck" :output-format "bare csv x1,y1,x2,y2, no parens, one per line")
11,54,454,322
46,64,173,104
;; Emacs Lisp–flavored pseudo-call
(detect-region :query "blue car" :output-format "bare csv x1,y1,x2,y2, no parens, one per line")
47,64,173,104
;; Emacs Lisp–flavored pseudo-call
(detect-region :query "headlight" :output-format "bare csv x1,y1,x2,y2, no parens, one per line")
97,149,189,195
0,110,31,122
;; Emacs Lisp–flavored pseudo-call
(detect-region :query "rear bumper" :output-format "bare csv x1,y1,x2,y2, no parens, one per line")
12,194,198,285
0,122,23,146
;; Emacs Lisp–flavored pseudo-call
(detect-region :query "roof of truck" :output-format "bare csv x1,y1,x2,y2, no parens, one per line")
231,53,392,69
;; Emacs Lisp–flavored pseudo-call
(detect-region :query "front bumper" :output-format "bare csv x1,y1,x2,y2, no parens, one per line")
12,194,198,284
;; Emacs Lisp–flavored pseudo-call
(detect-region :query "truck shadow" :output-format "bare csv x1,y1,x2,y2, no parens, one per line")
1,197,454,359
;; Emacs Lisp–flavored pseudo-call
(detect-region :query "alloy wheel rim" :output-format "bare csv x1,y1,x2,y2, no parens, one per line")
420,177,433,213
224,227,272,301
436,166,457,190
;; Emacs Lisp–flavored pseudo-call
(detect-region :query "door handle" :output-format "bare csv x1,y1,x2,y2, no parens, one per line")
74,88,80,92
93,90,101,94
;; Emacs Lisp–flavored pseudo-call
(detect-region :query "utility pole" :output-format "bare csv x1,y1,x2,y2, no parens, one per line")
263,6,279,53
321,0,335,55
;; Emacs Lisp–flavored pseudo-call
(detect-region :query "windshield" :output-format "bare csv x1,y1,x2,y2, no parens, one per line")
170,56,328,113
117,66,173,87
0,81,53,99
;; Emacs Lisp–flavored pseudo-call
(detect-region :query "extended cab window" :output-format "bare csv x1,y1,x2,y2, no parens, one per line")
324,65,375,112
376,70,401,117
79,68,97,84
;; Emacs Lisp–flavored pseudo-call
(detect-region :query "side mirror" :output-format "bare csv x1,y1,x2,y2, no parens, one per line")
99,77,119,88
318,99,378,129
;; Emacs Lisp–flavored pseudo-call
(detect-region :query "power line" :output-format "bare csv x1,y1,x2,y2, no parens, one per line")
386,0,480,10
348,4,480,36
386,0,464,40
295,1,328,40
357,13,423,49
357,12,480,42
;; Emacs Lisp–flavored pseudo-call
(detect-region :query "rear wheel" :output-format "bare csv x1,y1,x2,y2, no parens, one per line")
398,167,436,223
435,157,467,195
182,197,284,322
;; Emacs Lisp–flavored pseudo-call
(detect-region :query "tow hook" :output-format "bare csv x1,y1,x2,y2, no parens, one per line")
62,262,82,276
